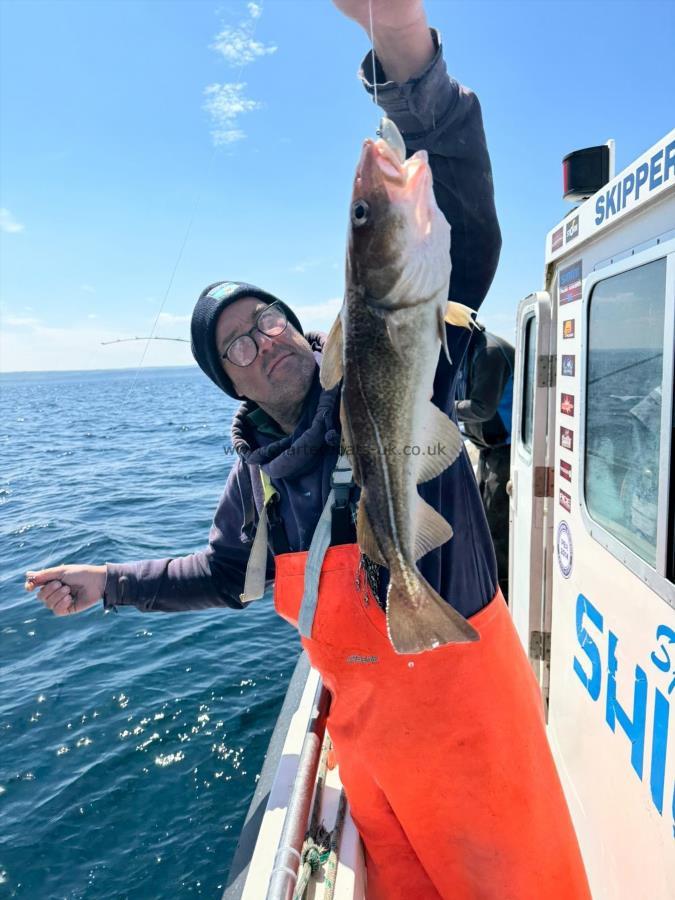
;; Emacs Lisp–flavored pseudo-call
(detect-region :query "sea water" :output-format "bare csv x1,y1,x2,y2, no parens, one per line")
0,366,299,899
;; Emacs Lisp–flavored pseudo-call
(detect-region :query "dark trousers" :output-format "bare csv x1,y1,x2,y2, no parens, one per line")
477,444,511,603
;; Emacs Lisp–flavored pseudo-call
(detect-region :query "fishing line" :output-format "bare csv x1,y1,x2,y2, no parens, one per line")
118,2,266,410
119,186,208,406
368,0,379,110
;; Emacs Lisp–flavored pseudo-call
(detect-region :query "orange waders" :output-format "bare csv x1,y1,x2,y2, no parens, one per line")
274,542,591,900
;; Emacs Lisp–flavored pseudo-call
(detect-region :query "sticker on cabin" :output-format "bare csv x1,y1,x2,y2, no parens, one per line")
552,226,564,252
560,459,572,482
561,354,575,376
560,426,574,451
561,393,575,416
565,215,579,243
563,319,575,339
559,260,583,305
557,521,573,578
559,489,572,513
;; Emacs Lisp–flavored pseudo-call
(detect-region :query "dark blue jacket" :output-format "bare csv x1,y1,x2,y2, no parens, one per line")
103,31,502,620
456,328,515,451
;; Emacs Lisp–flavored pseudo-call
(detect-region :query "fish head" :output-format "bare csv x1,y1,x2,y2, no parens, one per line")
347,136,450,307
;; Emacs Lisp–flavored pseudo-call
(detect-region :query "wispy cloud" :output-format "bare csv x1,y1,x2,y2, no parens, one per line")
80,283,96,294
203,83,262,145
211,18,276,67
205,3,275,146
157,312,191,325
290,258,323,274
3,314,40,327
290,297,342,332
0,208,25,234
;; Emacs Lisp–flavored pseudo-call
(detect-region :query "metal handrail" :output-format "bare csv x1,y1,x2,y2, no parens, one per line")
265,679,331,900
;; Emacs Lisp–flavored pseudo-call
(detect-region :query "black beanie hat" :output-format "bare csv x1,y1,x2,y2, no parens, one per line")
190,281,304,398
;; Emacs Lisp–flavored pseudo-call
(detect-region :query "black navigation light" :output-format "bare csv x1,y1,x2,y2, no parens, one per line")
563,145,611,202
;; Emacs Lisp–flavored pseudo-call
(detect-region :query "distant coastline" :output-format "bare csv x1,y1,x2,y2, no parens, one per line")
0,363,199,378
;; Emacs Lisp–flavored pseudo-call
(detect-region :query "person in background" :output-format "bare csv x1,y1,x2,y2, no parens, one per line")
455,323,514,601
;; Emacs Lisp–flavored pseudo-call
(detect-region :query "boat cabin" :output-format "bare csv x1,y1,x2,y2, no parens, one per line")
509,129,675,899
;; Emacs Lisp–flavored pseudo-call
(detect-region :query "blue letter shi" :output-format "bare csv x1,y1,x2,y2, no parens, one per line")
574,594,603,701
606,631,648,779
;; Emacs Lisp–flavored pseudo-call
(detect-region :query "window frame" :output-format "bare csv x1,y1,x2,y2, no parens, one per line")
517,312,537,461
579,237,675,608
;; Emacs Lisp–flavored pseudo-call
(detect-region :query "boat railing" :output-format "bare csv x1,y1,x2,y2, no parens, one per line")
265,678,331,900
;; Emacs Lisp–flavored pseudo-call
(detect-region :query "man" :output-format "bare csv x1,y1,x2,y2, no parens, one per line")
455,324,514,601
26,2,590,897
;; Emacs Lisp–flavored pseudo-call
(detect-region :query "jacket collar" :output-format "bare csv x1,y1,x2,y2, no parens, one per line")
230,332,342,479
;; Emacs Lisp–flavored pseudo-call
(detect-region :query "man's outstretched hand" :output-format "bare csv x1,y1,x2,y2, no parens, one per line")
25,565,107,616
331,0,433,85
332,0,425,33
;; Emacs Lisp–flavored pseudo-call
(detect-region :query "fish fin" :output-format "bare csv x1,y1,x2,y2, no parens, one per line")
445,301,476,329
339,399,363,486
437,304,452,364
320,312,344,389
386,570,480,654
414,496,453,560
380,311,406,360
416,404,464,483
356,494,387,566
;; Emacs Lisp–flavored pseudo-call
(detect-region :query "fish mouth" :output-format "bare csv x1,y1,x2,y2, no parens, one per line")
356,138,406,193
355,139,430,215
267,352,292,376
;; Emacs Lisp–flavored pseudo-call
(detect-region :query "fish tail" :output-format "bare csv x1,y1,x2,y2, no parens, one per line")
386,569,480,654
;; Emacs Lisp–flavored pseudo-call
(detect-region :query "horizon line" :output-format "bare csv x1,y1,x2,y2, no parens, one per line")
0,362,199,377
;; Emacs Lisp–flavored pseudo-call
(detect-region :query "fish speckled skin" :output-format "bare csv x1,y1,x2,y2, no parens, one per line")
342,286,448,567
322,126,479,653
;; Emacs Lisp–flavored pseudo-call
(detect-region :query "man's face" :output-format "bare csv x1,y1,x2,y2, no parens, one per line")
215,297,317,408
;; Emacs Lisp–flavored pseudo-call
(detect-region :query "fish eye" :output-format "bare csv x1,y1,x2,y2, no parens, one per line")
351,200,370,227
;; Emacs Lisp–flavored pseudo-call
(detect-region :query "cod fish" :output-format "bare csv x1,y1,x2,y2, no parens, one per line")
321,119,480,654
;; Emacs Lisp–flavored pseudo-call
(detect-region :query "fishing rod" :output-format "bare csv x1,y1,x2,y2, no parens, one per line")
101,336,189,346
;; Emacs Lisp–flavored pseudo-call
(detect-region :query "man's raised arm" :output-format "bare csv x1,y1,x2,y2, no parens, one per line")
334,0,501,312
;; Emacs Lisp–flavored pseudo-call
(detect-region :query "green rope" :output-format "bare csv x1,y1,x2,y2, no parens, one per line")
322,790,347,900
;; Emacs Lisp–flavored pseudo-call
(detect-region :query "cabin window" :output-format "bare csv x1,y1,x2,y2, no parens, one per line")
521,315,536,450
585,258,667,568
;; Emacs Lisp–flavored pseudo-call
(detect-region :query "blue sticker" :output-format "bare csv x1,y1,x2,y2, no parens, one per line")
557,521,573,578
560,261,582,305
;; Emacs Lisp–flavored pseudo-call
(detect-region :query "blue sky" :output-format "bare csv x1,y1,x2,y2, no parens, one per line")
1,0,673,372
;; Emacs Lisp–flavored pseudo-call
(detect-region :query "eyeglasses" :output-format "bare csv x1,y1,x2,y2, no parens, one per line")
221,302,288,367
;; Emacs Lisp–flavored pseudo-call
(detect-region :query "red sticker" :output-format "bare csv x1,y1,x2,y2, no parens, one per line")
560,460,572,482
561,393,575,416
559,489,572,513
560,427,574,451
